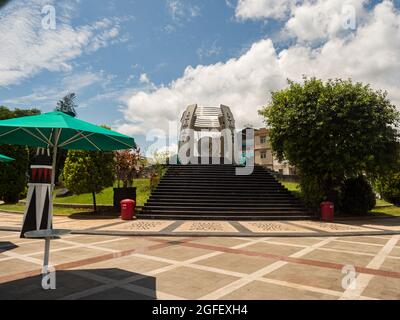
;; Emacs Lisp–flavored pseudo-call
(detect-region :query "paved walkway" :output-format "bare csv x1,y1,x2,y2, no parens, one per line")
1,212,400,237
0,230,399,299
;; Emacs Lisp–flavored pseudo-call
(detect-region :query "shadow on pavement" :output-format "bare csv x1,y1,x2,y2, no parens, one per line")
0,241,18,253
0,268,156,300
68,212,118,220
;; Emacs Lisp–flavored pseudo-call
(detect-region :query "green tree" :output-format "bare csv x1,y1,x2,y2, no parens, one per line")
375,159,400,206
0,145,29,203
62,150,115,212
56,93,77,117
259,78,399,211
0,106,40,203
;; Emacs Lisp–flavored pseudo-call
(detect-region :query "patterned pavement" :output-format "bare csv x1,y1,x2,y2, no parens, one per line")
1,212,400,237
0,229,400,300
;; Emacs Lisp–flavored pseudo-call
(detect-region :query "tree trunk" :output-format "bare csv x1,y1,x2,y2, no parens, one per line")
92,191,97,213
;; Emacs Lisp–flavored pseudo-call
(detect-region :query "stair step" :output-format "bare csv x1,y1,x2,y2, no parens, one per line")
137,213,313,220
142,208,310,216
143,164,307,220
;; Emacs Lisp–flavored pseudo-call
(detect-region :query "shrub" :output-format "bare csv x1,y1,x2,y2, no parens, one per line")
377,172,400,205
299,174,325,212
0,145,29,203
259,77,399,208
341,176,376,215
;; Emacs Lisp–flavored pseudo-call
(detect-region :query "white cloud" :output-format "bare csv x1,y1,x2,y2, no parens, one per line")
4,71,107,108
61,72,104,91
235,0,293,20
139,73,150,84
166,0,200,22
119,1,400,138
119,39,286,135
279,1,400,93
197,41,222,60
0,0,122,87
285,0,366,42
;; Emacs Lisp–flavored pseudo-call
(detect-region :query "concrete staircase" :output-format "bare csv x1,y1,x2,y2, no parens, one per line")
140,162,312,220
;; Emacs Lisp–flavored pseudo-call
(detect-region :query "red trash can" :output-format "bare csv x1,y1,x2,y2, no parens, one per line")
120,199,136,220
320,201,334,222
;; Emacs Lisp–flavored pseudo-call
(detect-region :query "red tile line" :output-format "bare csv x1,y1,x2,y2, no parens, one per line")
0,237,197,284
147,238,400,280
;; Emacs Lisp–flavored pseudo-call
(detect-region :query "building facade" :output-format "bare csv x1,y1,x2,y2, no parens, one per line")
244,127,296,175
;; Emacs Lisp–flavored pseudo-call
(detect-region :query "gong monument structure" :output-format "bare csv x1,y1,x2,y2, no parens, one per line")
178,104,236,164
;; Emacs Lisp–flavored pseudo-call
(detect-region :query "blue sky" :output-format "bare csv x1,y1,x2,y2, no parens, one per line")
1,1,271,120
1,0,400,154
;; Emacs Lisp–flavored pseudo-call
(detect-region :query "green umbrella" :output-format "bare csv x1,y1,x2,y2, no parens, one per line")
0,153,14,162
0,111,136,182
0,111,136,275
0,110,136,228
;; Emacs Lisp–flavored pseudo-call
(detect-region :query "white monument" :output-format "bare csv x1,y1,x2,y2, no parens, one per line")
178,104,237,164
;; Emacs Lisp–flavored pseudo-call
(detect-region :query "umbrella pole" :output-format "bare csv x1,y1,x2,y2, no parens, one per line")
42,129,59,275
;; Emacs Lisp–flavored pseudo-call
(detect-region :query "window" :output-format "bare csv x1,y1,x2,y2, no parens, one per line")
260,136,267,144
260,151,267,159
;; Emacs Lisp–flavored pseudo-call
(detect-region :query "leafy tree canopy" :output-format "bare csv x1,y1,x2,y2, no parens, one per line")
259,77,399,204
62,150,115,212
56,93,77,117
0,106,39,203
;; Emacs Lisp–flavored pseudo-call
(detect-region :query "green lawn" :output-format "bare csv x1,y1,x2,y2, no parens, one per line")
281,181,301,198
371,205,400,217
0,179,151,216
0,203,91,216
280,180,400,217
53,179,151,206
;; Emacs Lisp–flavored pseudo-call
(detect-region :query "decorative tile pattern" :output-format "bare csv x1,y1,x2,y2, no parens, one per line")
174,221,238,233
291,220,374,232
102,220,174,232
239,221,312,233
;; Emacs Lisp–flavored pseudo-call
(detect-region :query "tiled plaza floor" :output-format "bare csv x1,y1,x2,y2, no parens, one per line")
1,212,400,237
0,229,399,300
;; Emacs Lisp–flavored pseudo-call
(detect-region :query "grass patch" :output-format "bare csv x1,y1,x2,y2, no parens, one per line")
371,205,400,217
280,180,400,217
375,198,393,207
54,179,151,206
0,203,91,216
281,181,301,198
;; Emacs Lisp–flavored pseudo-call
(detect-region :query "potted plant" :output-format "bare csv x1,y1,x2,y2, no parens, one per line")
113,149,144,211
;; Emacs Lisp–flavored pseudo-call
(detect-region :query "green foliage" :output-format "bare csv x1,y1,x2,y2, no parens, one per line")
0,145,29,203
376,170,400,206
0,106,41,120
298,174,325,212
341,176,376,215
115,149,145,187
0,106,40,203
56,93,77,117
260,77,399,210
63,150,115,211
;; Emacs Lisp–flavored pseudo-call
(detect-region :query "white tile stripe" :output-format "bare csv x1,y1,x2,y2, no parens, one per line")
0,231,396,300
340,234,400,300
257,277,378,300
199,237,337,300
60,237,269,300
131,252,372,299
64,269,184,300
0,237,134,266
